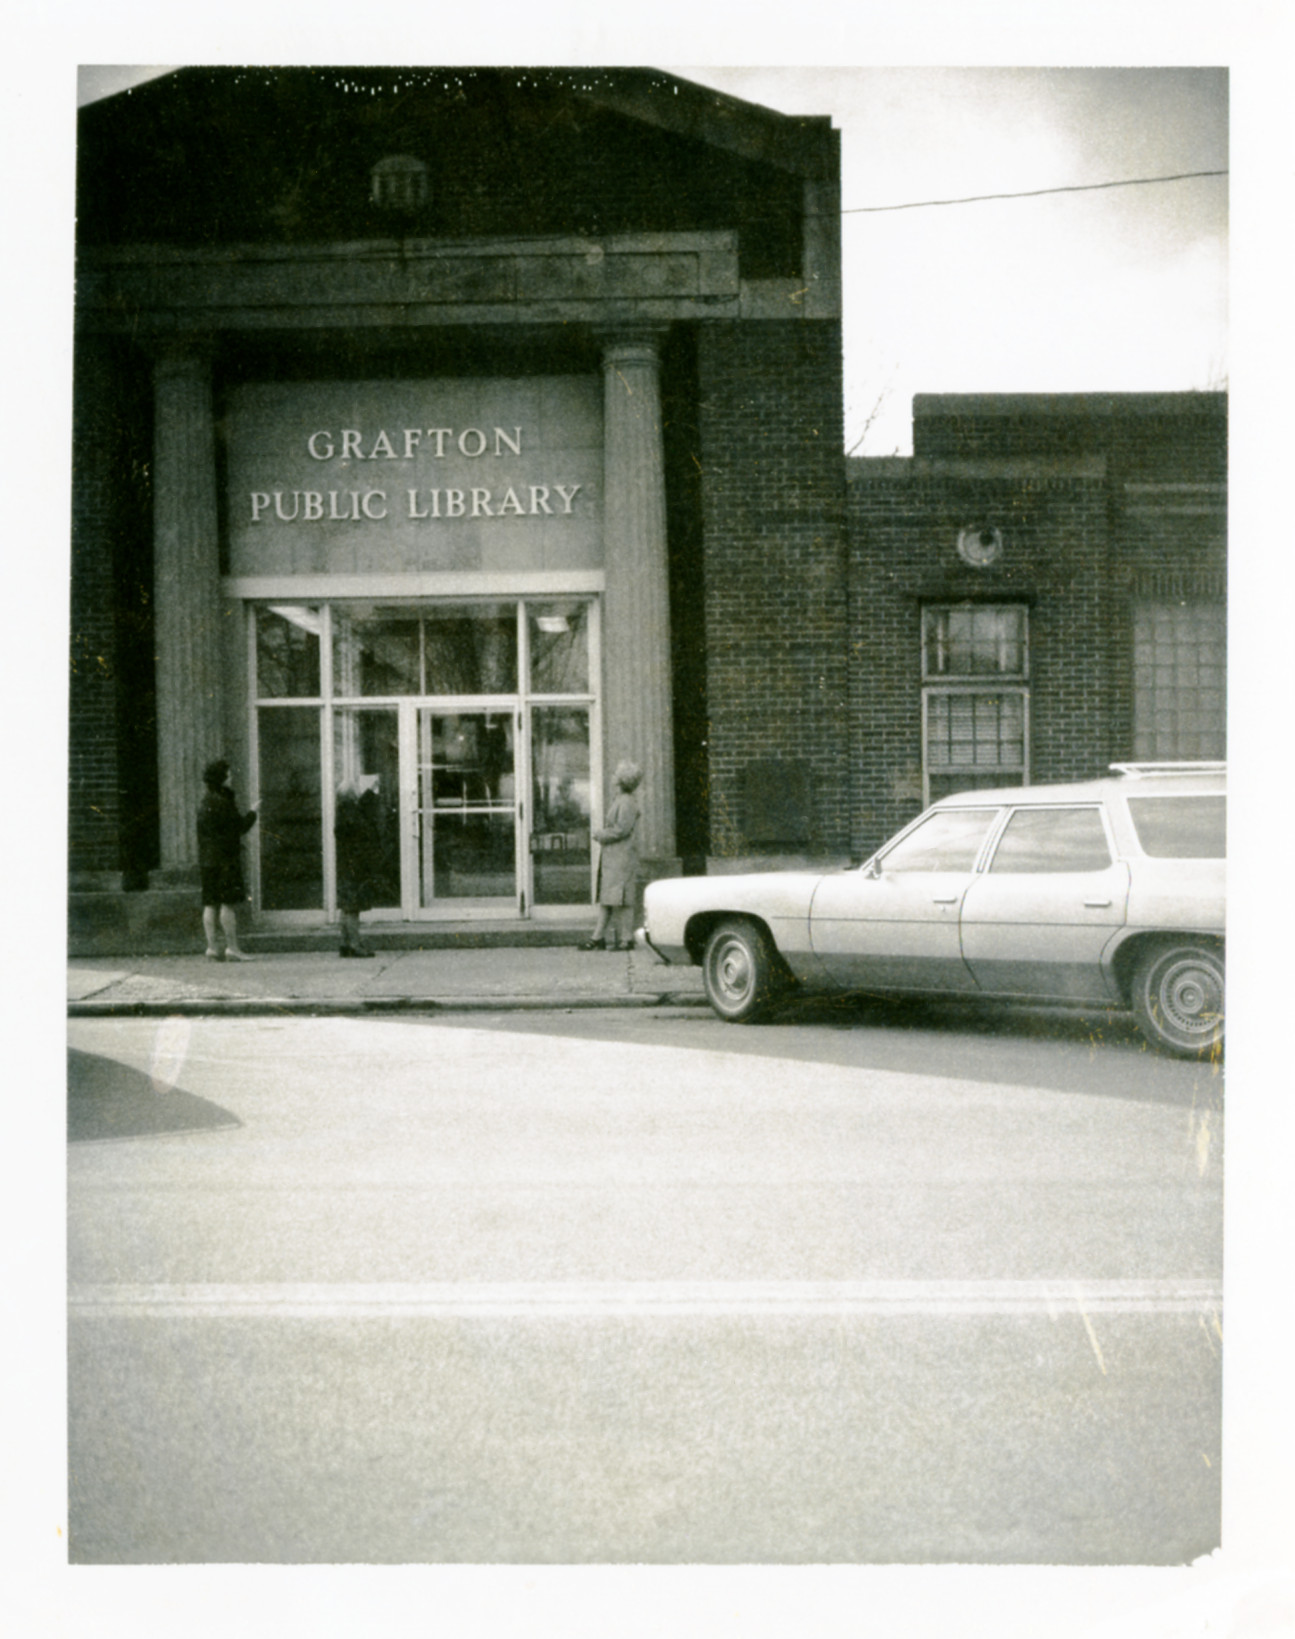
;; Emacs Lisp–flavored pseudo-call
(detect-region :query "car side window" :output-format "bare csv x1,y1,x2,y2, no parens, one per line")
988,806,1112,873
879,808,999,873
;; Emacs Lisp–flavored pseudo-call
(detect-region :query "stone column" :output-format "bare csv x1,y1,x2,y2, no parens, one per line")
600,332,677,872
151,343,225,874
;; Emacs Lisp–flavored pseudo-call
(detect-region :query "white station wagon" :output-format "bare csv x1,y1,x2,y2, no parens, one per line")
637,763,1225,1056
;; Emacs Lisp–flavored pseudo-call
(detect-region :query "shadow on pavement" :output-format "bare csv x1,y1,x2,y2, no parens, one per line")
389,991,1223,1111
68,1050,242,1144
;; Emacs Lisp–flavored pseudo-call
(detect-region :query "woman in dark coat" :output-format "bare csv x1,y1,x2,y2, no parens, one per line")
197,759,257,961
579,760,643,951
334,779,384,957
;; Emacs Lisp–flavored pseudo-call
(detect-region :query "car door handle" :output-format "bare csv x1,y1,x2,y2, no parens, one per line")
1084,898,1112,908
932,895,959,904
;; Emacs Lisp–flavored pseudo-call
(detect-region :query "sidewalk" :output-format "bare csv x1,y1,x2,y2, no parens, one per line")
67,943,708,1017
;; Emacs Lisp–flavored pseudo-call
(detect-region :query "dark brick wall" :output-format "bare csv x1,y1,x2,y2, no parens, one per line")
846,467,1111,856
696,319,849,857
69,337,156,882
69,340,125,876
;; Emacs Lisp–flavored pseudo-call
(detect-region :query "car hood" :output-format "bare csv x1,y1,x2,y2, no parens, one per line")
645,869,831,920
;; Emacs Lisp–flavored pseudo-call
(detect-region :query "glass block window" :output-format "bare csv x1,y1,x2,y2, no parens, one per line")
1132,600,1226,761
922,604,1029,805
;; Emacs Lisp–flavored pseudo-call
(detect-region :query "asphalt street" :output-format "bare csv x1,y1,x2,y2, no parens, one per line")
67,1007,1223,1564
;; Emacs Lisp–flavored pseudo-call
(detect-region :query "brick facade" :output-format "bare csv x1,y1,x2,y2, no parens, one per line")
846,393,1227,857
697,319,849,860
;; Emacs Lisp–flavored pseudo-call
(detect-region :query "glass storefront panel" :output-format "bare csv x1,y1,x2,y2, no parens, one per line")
417,709,517,905
251,597,596,919
423,603,518,694
530,706,592,904
256,606,321,698
257,706,323,909
332,606,420,697
332,707,402,908
528,602,590,694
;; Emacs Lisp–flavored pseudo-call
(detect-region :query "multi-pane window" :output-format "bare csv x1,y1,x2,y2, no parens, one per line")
921,604,1029,804
1132,600,1225,761
251,598,596,917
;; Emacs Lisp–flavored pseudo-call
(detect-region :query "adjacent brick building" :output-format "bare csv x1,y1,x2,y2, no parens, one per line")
847,392,1227,858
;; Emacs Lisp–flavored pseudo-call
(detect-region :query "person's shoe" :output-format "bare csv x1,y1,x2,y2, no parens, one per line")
577,939,606,951
340,947,375,958
223,950,255,962
205,950,224,962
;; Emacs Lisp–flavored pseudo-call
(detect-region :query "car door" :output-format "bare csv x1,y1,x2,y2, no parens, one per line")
958,803,1129,1001
809,805,1002,991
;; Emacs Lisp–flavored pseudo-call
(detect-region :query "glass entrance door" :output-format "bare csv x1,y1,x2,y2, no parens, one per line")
411,707,519,914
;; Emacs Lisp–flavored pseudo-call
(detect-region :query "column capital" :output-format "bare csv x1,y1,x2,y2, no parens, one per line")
597,328,669,370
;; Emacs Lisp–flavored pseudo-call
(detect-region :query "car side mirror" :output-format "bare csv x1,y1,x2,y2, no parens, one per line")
861,856,882,879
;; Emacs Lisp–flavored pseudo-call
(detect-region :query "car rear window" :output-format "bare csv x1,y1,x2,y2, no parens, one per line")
1126,795,1226,859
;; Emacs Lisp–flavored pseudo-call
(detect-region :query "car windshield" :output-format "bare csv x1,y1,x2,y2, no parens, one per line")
1126,795,1226,859
877,807,999,872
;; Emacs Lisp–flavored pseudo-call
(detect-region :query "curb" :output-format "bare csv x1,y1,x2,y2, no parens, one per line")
68,993,711,1019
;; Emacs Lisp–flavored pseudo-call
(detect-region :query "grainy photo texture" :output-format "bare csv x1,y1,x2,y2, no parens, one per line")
68,66,1227,1567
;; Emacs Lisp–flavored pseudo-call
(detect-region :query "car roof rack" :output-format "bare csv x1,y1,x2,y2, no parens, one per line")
1109,761,1227,777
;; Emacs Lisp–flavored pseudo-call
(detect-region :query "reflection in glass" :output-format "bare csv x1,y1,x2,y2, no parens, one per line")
528,603,590,694
923,606,1027,679
424,604,517,694
881,808,997,873
332,708,402,905
530,706,592,904
417,710,516,904
257,707,322,909
332,607,420,697
1128,795,1226,860
989,807,1111,873
256,606,320,698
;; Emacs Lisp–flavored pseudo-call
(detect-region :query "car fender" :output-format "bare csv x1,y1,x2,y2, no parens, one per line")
641,871,825,967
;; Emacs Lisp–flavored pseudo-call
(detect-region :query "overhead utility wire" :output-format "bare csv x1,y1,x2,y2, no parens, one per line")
842,170,1228,214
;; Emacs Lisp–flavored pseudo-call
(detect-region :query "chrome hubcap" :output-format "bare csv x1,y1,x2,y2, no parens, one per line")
1159,958,1223,1036
715,940,752,1000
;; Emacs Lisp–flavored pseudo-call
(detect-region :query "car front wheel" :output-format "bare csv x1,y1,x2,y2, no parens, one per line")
1131,941,1224,1058
701,918,787,1023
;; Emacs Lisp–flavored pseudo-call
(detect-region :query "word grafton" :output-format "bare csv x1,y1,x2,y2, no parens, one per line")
306,428,524,461
249,485,584,522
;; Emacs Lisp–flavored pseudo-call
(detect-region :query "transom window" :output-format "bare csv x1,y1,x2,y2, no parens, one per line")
921,603,1029,805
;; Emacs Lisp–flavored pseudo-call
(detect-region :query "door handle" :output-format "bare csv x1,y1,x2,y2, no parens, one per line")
1084,898,1112,908
932,895,959,904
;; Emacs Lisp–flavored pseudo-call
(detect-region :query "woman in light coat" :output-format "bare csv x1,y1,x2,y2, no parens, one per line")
579,760,643,951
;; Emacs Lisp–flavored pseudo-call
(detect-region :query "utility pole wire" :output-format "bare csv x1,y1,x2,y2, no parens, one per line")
842,170,1228,214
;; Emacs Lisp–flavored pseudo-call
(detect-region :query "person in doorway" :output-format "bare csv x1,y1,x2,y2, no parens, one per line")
197,759,257,961
334,776,383,958
579,760,643,951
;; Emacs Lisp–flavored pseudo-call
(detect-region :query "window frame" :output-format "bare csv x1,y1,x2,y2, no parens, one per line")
920,602,1031,808
983,802,1116,876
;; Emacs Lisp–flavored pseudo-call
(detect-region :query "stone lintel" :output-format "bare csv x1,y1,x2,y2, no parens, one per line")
76,233,744,333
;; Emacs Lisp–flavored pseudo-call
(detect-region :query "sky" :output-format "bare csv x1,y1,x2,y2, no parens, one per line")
77,63,1228,456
